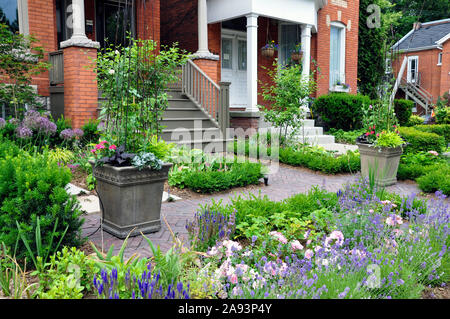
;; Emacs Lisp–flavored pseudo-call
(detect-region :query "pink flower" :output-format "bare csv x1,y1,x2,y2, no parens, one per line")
229,274,238,284
290,240,304,251
305,249,314,259
393,229,404,237
325,230,344,247
95,144,105,150
386,214,403,226
90,149,96,154
109,144,117,150
428,151,439,156
100,140,107,144
269,231,288,244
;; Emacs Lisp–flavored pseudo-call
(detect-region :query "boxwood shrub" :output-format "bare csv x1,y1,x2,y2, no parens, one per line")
0,141,84,261
394,99,414,126
398,126,445,154
414,124,450,145
311,93,372,130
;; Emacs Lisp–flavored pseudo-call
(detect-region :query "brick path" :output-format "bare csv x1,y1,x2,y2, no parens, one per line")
81,164,426,258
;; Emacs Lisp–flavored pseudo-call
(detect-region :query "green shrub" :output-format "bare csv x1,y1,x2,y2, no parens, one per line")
414,124,450,145
394,99,414,126
398,126,445,154
327,129,365,145
417,168,450,196
406,115,425,126
312,93,372,130
180,162,263,193
435,107,450,124
279,146,360,174
0,146,84,262
80,119,100,147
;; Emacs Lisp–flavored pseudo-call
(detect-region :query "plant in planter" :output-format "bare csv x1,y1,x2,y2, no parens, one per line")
261,40,278,58
290,43,303,63
89,38,188,238
356,93,405,186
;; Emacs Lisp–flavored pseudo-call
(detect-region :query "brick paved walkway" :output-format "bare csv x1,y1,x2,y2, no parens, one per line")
81,164,426,258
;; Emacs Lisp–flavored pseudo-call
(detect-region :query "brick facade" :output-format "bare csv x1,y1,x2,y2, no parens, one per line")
314,0,360,97
440,41,450,98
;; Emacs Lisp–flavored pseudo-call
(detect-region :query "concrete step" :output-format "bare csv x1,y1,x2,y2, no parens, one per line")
167,98,197,109
167,89,185,99
160,118,218,130
300,119,315,127
296,126,324,136
162,127,222,142
172,139,234,153
163,108,208,119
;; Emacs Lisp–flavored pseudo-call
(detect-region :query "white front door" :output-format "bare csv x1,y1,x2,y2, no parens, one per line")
221,29,247,109
407,56,419,83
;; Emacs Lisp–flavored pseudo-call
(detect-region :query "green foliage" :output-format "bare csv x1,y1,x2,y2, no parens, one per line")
327,128,365,145
258,59,316,140
394,99,414,126
0,145,84,262
414,125,450,145
358,0,400,98
131,152,163,170
312,93,372,130
375,131,405,148
398,126,445,154
80,119,100,147
95,38,188,152
406,115,425,127
181,162,263,194
38,247,96,299
279,146,361,174
48,147,75,165
0,23,50,118
140,135,175,161
417,168,450,196
201,187,338,240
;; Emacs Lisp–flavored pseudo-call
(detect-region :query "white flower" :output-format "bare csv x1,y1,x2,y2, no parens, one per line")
108,69,115,75
290,240,304,251
304,249,314,259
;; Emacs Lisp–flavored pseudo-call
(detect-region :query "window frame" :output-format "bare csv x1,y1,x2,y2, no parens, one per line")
329,21,346,89
407,55,419,83
438,52,443,66
221,28,247,72
277,22,301,66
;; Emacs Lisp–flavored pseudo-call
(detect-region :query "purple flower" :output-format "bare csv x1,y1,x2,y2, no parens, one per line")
0,118,5,129
16,126,33,139
60,129,75,140
73,128,84,137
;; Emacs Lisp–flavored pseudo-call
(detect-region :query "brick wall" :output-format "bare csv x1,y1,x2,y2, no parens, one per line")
27,0,58,97
136,0,160,48
314,0,360,96
440,41,450,97
63,46,98,128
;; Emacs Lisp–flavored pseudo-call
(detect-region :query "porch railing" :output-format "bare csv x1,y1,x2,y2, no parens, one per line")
181,59,230,136
49,50,64,85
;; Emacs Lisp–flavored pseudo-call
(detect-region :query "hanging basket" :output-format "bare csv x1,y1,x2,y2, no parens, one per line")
261,47,275,58
291,51,303,62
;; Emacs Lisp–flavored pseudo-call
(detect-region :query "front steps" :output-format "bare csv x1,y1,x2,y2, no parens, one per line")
163,89,231,151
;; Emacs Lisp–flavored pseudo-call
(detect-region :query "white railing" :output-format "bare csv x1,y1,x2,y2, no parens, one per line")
182,59,230,136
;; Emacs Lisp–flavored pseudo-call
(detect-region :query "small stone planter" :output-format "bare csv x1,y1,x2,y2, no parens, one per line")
90,161,172,239
357,142,403,187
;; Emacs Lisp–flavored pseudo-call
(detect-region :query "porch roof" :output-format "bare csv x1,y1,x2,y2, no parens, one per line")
206,0,326,31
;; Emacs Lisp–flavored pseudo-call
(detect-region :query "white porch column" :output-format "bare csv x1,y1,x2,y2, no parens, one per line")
196,0,211,56
60,0,99,48
301,24,312,78
246,14,259,112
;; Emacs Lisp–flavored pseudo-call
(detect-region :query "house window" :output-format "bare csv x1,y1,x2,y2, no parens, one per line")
222,38,233,69
279,24,301,66
438,52,443,66
329,22,346,87
407,56,419,83
0,0,19,33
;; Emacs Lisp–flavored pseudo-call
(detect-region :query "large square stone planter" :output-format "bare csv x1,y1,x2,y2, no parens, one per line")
90,161,172,239
357,142,403,187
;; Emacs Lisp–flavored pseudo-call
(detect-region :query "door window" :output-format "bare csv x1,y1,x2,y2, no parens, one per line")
222,38,233,69
238,40,247,70
407,56,419,83
280,24,300,66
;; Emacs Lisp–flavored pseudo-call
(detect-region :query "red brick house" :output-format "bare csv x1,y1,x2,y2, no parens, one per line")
1,0,360,139
391,19,450,115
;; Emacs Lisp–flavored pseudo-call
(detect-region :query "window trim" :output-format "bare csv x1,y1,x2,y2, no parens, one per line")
438,52,443,66
329,21,346,89
407,55,419,83
221,28,246,71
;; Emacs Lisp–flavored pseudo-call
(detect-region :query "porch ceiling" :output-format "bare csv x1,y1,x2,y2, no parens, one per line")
207,0,325,31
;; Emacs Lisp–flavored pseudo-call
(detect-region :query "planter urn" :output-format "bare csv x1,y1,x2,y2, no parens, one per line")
90,161,172,239
356,142,403,187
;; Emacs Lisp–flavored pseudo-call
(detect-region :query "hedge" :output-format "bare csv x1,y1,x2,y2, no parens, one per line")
398,126,445,154
414,124,450,145
312,93,372,131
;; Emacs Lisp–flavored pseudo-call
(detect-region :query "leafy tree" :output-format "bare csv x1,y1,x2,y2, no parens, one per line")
358,0,400,99
0,23,49,118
